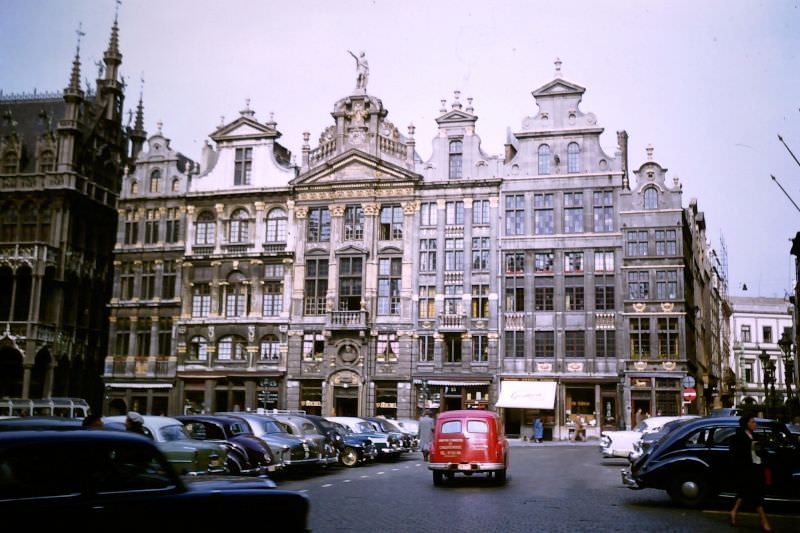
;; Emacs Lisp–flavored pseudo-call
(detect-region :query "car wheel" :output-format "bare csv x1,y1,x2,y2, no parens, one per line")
667,471,710,508
226,456,243,475
494,469,507,486
341,447,359,467
432,471,444,486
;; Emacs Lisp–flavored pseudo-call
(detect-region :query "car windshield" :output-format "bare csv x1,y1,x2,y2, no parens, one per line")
378,419,402,432
354,421,374,433
258,419,288,434
158,424,192,442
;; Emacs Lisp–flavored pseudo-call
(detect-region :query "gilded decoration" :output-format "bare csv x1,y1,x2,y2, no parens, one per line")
632,302,646,313
660,302,674,312
294,207,308,219
662,361,677,371
536,362,553,372
633,361,647,371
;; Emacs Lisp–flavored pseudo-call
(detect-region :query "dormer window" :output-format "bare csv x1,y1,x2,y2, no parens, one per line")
149,169,161,193
644,187,658,210
449,139,463,179
538,144,550,175
567,142,580,173
234,147,252,186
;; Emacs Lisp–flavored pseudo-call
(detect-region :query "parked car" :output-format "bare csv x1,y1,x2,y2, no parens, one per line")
216,412,321,469
600,416,686,459
428,409,508,486
709,407,743,417
622,416,800,507
271,413,339,467
364,416,412,452
176,415,279,475
0,430,309,529
392,417,420,450
0,416,85,431
327,420,378,467
629,416,700,462
104,415,226,475
327,416,404,458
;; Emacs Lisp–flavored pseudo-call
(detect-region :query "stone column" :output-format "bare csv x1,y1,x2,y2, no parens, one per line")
214,203,225,254
401,201,417,319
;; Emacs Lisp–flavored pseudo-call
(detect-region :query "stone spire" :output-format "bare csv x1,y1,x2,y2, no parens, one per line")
128,75,147,159
67,23,84,95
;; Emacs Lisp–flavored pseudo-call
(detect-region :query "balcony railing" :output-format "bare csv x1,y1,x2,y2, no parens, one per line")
327,310,367,329
438,314,465,329
190,245,214,255
262,242,288,255
503,312,525,330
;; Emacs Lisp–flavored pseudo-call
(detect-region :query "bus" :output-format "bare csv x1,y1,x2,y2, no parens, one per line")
0,398,90,418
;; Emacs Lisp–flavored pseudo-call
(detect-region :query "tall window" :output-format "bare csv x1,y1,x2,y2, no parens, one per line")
472,199,490,225
191,284,211,317
564,192,584,233
567,142,580,173
419,238,437,272
171,178,180,192
228,208,249,243
593,191,613,232
655,270,678,300
260,335,280,361
418,285,436,319
444,284,463,315
120,262,134,300
343,205,364,240
449,139,463,179
741,325,751,343
195,212,216,245
534,193,554,235
378,257,401,315
38,205,50,241
596,330,615,357
115,318,131,356
161,260,176,299
626,230,648,256
418,335,434,362
165,207,180,243
472,335,488,362
445,201,464,225
505,330,525,358
218,336,246,361
443,334,462,363
444,238,464,271
307,207,331,242
338,256,363,311
266,208,287,242
628,271,650,299
1,152,18,173
140,262,156,300
658,318,679,358
419,202,437,227
504,252,525,312
379,205,403,240
225,271,248,317
564,252,584,273
38,150,54,172
149,169,161,193
763,326,772,344
302,332,324,361
535,251,554,273
189,336,207,361
144,209,159,244
595,277,615,310
594,251,614,273
565,331,585,357
0,205,16,241
136,318,152,357
234,147,252,186
472,284,489,318
20,205,36,241
630,318,651,359
472,237,489,272
157,317,172,356
565,281,584,311
505,194,525,235
655,229,677,256
538,144,551,175
262,263,284,316
304,258,328,315
644,187,658,209
377,333,399,362
534,331,554,358
535,284,554,311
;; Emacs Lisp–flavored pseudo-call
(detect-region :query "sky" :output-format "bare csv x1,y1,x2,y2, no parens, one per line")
2,0,799,299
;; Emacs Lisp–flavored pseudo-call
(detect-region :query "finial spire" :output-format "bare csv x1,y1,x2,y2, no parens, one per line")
554,57,563,78
646,144,654,161
68,22,85,91
451,90,462,110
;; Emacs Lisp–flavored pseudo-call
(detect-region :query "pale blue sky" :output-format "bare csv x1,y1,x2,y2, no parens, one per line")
2,0,799,298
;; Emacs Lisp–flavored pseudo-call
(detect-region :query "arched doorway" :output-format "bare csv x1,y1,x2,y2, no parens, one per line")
330,369,361,416
29,348,52,398
0,345,23,397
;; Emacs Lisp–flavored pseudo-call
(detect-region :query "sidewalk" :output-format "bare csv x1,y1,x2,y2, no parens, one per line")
508,437,599,447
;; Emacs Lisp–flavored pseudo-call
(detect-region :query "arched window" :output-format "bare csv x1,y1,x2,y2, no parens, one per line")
644,187,658,210
538,144,551,175
225,271,248,317
171,178,180,192
189,336,208,361
259,335,280,361
266,208,287,242
567,142,580,173
449,139,463,179
39,150,55,172
149,169,161,193
218,335,246,361
229,208,249,243
195,211,216,245
2,152,18,174
130,180,139,195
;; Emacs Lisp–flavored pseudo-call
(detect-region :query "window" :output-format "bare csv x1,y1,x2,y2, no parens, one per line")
234,147,252,186
338,256,363,311
144,209,159,244
2,151,18,173
189,336,207,361
136,317,151,357
564,252,584,273
472,237,489,272
564,192,584,233
419,238,437,272
343,205,364,240
302,332,325,361
505,274,525,312
763,326,772,344
378,257,401,315
443,334,462,362
266,208,287,242
165,207,180,243
594,251,614,272
535,286,554,311
38,150,54,172
419,335,434,362
630,318,650,359
449,139,463,179
534,193,554,235
419,202,437,227
157,317,172,356
20,204,36,241
655,270,678,300
1,205,16,241
505,194,525,235
304,258,328,315
171,178,180,192
259,335,280,361
124,210,138,245
161,260,176,299
444,238,464,271
444,284,463,315
567,142,580,173
149,169,161,193
377,333,399,362
595,277,615,310
307,207,331,242
225,271,248,317
262,281,283,316
228,209,249,243
505,330,525,358
658,318,679,357
535,252,554,273
741,325,751,343
505,252,524,275
596,330,615,357
120,263,134,300
534,331,554,358
472,335,488,362
379,205,403,240
565,283,584,311
644,187,658,209
192,284,211,317
38,205,50,241
472,284,489,318
743,361,753,383
418,285,436,319
218,336,246,361
538,144,551,175
472,199,490,225
655,229,677,256
628,271,650,299
445,201,464,225
565,331,585,357
195,212,216,245
115,317,130,356
626,230,648,256
130,180,139,195
140,262,156,300
593,191,613,232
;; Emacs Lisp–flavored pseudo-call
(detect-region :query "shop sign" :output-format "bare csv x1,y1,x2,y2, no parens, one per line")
301,400,322,407
376,402,397,408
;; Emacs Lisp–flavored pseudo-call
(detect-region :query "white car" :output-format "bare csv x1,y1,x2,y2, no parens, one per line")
599,416,686,459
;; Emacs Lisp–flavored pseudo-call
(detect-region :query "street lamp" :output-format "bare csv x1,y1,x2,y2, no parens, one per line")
778,330,795,402
759,350,773,415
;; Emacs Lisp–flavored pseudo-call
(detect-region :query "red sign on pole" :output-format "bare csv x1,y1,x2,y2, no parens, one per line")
682,388,697,402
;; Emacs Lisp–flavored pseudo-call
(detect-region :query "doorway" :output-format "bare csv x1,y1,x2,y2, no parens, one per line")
334,386,358,416
632,397,651,427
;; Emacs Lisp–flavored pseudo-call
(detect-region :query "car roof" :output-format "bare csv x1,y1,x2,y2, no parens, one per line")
0,428,151,447
436,409,497,420
104,415,184,429
176,414,243,425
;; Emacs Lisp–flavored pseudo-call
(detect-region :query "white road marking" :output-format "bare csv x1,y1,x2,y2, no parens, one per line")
322,483,333,487
343,479,352,483
377,471,385,475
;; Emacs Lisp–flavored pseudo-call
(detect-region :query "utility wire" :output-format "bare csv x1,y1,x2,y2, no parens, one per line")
770,174,800,214
778,134,800,170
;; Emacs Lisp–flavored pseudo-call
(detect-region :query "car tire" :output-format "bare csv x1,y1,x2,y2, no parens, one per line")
226,456,243,475
432,471,444,486
341,447,359,467
667,470,710,508
494,469,507,486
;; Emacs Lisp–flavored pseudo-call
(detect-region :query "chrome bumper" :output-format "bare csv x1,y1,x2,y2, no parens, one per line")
429,462,505,472
621,469,642,489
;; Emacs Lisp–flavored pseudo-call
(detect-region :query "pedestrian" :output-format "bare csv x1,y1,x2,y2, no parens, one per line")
418,410,435,461
533,417,544,443
729,413,772,532
635,408,643,426
81,413,104,428
125,411,147,435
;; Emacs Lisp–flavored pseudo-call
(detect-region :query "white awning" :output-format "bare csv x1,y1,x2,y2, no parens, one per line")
413,380,489,386
107,383,174,389
495,380,557,409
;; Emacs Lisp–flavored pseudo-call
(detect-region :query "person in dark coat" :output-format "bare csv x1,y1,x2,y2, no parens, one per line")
417,410,435,461
533,418,544,443
729,413,771,531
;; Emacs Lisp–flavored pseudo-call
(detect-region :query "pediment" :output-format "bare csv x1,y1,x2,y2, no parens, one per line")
532,79,586,98
335,244,369,256
378,245,402,254
305,247,329,256
209,116,278,141
436,109,477,124
291,150,421,187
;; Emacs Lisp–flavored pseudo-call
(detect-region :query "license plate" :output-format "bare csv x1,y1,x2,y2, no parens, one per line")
458,464,472,471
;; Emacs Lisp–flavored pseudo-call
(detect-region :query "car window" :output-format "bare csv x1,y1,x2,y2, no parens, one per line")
755,427,792,448
355,422,373,433
681,428,711,448
302,422,317,434
93,442,175,494
261,420,286,434
441,421,462,434
380,419,402,432
0,442,83,500
184,422,207,439
466,420,489,434
711,427,736,446
229,422,249,435
159,424,191,442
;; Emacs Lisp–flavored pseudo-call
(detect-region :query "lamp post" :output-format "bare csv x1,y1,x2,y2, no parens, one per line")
778,330,795,402
759,350,773,416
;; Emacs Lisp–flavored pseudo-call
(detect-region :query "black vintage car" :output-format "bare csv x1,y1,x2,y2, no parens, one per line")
623,416,800,507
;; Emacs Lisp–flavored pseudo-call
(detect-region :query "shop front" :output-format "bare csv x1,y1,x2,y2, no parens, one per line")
412,380,491,417
496,380,557,439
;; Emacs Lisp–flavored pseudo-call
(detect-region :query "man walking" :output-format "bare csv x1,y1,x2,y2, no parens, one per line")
418,410,435,461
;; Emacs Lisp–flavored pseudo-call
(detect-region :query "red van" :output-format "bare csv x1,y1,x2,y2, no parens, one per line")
428,409,508,486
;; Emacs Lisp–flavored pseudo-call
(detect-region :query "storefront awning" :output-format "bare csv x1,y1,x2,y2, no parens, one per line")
496,380,557,409
107,383,173,389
